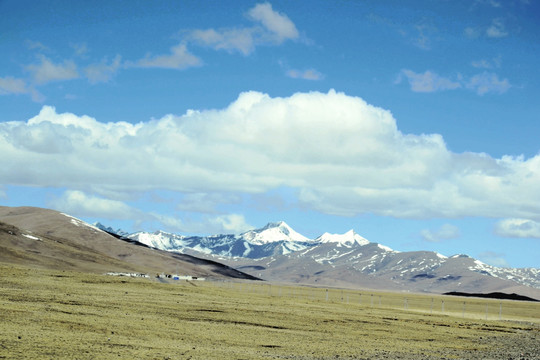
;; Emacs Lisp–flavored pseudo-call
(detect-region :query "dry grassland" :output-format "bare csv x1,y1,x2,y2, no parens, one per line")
1,265,539,359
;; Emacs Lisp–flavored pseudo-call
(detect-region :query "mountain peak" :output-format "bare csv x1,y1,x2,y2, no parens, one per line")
241,221,310,245
315,230,369,247
262,221,288,229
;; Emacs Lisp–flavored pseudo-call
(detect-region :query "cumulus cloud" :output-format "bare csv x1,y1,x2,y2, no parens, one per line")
495,219,540,238
286,69,323,80
185,2,299,55
397,69,461,92
420,224,461,243
2,90,540,222
25,55,79,84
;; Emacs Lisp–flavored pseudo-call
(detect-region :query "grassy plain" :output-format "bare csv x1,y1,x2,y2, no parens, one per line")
1,265,539,359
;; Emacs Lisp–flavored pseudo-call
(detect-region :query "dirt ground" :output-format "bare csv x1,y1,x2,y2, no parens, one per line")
1,265,539,360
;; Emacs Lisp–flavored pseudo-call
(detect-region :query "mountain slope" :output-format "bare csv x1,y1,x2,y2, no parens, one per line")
0,206,258,280
128,222,540,298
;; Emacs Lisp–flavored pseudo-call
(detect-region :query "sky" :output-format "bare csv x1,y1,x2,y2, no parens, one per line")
1,0,540,269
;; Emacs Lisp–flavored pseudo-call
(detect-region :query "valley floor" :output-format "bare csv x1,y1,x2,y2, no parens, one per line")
0,265,539,359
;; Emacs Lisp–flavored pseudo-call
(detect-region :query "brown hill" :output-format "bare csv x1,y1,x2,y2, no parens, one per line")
0,206,258,280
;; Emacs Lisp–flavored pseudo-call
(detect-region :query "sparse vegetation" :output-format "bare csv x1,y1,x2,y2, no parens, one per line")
1,264,539,359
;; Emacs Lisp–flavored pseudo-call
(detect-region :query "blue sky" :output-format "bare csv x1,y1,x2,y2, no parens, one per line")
1,0,539,268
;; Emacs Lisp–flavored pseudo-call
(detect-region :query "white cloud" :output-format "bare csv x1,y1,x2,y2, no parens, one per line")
49,190,138,219
0,76,44,102
247,2,299,43
48,189,250,234
486,18,508,38
286,68,323,80
187,28,257,55
71,43,89,57
2,90,540,222
420,224,461,243
149,212,251,234
134,43,202,69
466,72,511,95
412,22,436,50
176,193,241,213
85,55,122,83
398,69,461,93
464,27,481,39
0,76,28,95
207,214,253,234
465,18,509,39
398,69,511,95
25,55,79,84
185,2,299,55
471,55,501,69
477,251,509,268
495,219,540,239
25,40,49,52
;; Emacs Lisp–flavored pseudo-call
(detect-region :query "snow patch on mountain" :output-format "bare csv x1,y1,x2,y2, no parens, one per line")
315,230,369,247
22,234,41,241
131,230,186,251
377,243,395,252
61,213,105,233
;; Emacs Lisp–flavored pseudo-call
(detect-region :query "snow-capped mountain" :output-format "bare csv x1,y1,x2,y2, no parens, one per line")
315,230,370,247
128,221,315,259
125,221,540,297
241,221,310,245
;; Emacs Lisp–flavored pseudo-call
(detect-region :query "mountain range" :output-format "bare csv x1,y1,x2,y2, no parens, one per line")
1,205,538,299
125,221,540,298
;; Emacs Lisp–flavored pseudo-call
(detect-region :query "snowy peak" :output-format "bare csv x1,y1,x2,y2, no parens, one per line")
240,221,310,245
315,229,370,247
130,230,186,251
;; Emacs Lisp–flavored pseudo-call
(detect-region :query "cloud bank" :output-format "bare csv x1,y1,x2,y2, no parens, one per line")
2,90,540,228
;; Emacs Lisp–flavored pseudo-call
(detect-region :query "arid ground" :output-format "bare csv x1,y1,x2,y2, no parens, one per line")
1,264,539,359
